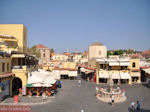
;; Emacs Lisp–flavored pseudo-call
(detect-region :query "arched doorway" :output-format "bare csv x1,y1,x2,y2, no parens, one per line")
12,77,22,95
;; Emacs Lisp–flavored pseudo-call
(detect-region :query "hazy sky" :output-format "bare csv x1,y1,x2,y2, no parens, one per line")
0,0,150,53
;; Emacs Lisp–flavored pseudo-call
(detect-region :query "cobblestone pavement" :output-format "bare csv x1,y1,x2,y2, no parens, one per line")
31,78,150,112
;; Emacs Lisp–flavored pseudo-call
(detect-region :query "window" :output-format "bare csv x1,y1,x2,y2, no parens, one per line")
100,64,103,69
132,62,136,68
121,66,124,70
43,53,45,58
99,51,101,55
109,66,111,70
2,63,5,72
43,50,45,52
7,63,9,71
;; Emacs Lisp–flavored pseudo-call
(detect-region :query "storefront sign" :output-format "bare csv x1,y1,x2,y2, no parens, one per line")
0,105,31,112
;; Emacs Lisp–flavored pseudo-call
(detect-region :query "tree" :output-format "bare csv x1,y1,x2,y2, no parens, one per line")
27,46,41,58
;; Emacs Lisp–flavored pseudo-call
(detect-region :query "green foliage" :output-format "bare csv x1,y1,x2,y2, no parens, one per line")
107,51,113,56
27,46,41,58
113,50,124,55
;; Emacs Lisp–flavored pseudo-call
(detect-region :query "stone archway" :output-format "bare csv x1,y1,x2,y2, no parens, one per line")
12,77,22,95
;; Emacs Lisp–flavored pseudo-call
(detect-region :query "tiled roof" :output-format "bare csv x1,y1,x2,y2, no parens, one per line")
142,50,150,55
36,44,47,49
91,42,103,46
53,67,77,71
79,65,96,70
131,54,141,58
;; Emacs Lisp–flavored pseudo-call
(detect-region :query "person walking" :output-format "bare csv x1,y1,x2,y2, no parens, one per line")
122,88,125,97
131,102,135,112
81,109,84,112
100,86,103,97
78,80,81,88
42,92,46,101
95,86,99,96
111,94,115,106
136,100,140,112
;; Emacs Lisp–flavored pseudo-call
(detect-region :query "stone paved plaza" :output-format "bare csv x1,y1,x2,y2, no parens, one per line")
30,79,150,112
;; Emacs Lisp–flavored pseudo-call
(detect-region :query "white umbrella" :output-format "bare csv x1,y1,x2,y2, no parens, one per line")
32,83,42,87
42,83,52,87
42,76,56,84
28,75,44,84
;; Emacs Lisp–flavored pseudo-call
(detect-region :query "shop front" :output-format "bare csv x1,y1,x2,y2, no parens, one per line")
0,80,10,102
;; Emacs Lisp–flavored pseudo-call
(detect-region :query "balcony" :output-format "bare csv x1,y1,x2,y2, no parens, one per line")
12,65,38,73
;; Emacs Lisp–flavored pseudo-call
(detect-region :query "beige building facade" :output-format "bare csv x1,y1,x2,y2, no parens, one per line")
36,44,50,67
96,58,141,84
0,24,27,52
88,42,107,61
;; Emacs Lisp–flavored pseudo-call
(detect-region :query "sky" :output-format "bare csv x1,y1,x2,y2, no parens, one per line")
0,0,150,53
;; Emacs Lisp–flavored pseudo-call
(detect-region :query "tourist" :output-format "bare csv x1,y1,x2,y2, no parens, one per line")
148,80,150,87
81,109,84,112
111,94,115,106
136,100,140,112
78,80,81,88
131,102,135,111
95,86,99,96
42,92,46,101
59,80,62,88
100,86,103,97
112,89,114,95
122,88,125,97
117,86,120,92
51,89,55,96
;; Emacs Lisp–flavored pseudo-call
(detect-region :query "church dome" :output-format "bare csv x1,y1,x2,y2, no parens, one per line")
91,42,103,46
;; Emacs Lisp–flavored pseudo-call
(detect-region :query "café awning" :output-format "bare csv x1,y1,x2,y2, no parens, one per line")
120,73,130,79
131,72,141,77
12,54,25,58
99,73,109,78
111,73,120,79
143,68,150,74
0,73,14,78
109,62,119,66
120,62,130,66
69,71,77,77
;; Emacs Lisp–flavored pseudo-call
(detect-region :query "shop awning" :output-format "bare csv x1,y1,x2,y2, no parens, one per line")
69,71,77,77
85,71,93,74
60,70,69,75
120,73,130,79
0,73,14,78
26,84,32,87
120,62,130,66
143,68,150,74
32,83,42,87
131,72,141,77
12,54,25,58
109,62,119,66
80,68,85,72
42,83,52,87
99,73,109,78
111,73,120,79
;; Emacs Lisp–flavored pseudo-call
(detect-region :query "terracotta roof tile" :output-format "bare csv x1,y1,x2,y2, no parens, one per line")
53,68,77,71
36,44,47,48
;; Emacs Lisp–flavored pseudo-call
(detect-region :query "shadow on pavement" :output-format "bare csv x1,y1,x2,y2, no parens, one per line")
142,84,150,89
128,107,150,112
